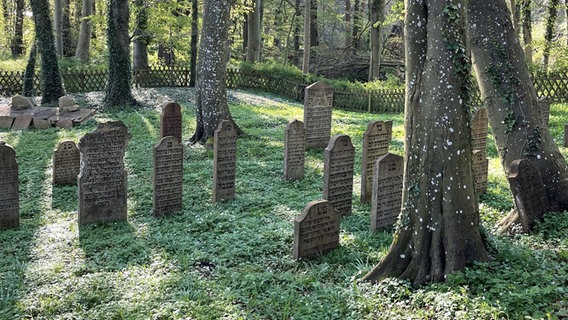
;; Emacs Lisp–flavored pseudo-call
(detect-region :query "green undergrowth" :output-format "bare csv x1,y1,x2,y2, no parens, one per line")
0,94,567,319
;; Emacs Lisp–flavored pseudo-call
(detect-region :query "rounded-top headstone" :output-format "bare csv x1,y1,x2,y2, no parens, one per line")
160,101,182,143
0,141,19,230
11,95,34,110
59,95,76,108
293,199,340,260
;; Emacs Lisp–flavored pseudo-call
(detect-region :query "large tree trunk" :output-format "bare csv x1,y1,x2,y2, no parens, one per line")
132,0,149,71
11,0,25,56
62,0,75,57
521,0,532,64
30,0,66,104
542,0,559,72
75,0,92,63
302,0,311,73
469,0,568,217
245,0,261,62
104,0,136,107
189,0,198,87
363,0,490,286
368,0,384,81
189,0,240,146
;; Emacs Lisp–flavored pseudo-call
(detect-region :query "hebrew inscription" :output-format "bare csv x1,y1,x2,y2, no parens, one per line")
153,136,183,217
213,120,237,202
293,200,340,260
0,142,19,230
53,141,80,185
304,81,333,149
323,134,355,216
371,153,403,231
284,119,305,181
361,120,393,203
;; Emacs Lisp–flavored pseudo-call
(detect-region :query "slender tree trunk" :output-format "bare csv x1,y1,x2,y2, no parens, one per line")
11,0,24,56
510,0,520,31
189,0,198,87
345,0,352,48
352,0,360,51
23,41,37,97
310,0,318,46
469,0,568,217
190,0,240,146
368,0,384,81
542,0,559,72
54,0,63,56
132,0,149,71
246,0,262,62
565,0,568,46
30,0,66,104
302,0,311,73
522,0,532,64
104,0,136,107
62,0,75,56
363,0,489,286
292,0,301,66
75,0,92,63
243,13,248,54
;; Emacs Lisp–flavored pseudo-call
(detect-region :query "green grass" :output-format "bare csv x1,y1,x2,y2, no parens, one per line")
1,93,567,319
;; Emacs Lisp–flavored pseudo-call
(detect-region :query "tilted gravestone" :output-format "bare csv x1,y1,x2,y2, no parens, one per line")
0,142,19,230
213,120,237,202
323,134,355,216
153,136,183,217
471,108,488,154
472,150,489,195
293,199,340,260
160,101,182,143
371,153,403,231
284,119,305,181
361,120,393,203
508,159,550,232
78,121,130,225
304,81,333,149
53,141,80,185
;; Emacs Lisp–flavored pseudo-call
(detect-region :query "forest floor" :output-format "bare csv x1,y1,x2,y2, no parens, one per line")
0,88,567,319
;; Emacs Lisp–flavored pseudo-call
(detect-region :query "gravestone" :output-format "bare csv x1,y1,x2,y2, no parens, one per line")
471,108,488,154
153,136,183,217
11,95,34,110
293,199,340,260
78,121,130,225
564,124,568,148
160,102,182,143
0,116,13,129
361,120,393,203
213,120,237,202
11,114,32,130
472,150,489,195
323,134,355,215
53,141,80,185
304,81,333,149
371,153,403,231
508,158,550,231
284,119,305,181
0,142,19,230
539,97,550,125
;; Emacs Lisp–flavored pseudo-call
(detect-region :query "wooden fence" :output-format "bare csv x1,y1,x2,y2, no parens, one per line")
1,67,568,114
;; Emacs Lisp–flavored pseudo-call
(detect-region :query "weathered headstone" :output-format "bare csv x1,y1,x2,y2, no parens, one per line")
0,116,13,129
153,136,183,217
59,95,75,108
213,120,237,202
472,150,489,195
371,153,403,231
539,97,550,125
323,134,355,215
160,102,182,143
32,117,51,129
293,200,340,260
0,142,19,230
56,118,74,129
284,119,305,181
78,121,130,225
361,120,393,203
508,158,550,231
53,141,80,185
471,108,488,154
564,124,568,148
304,81,333,149
11,114,32,130
11,95,34,110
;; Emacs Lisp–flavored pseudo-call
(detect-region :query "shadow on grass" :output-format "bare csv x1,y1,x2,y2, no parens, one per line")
51,185,78,212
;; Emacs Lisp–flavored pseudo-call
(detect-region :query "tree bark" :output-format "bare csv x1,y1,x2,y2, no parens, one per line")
189,0,198,87
368,0,384,81
345,0,352,48
104,0,136,107
510,0,520,32
363,0,490,286
310,0,318,47
54,0,64,56
23,41,37,97
30,0,66,104
469,0,568,217
245,0,262,62
291,0,301,67
352,0,360,51
132,0,149,71
542,0,559,72
302,0,311,73
190,0,240,146
75,0,92,63
62,0,75,57
521,0,532,64
10,0,24,56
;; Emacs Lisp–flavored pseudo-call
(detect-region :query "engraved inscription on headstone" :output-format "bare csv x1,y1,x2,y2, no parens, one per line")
160,101,182,143
284,119,305,181
213,120,237,202
78,121,130,225
53,141,80,185
508,159,550,232
323,134,355,216
472,150,489,195
471,108,488,154
361,120,393,203
304,81,333,149
153,136,183,217
371,153,403,231
539,97,550,125
0,142,19,230
293,199,340,260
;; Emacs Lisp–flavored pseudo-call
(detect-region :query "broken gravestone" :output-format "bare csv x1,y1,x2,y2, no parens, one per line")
284,119,305,181
323,134,355,216
153,136,183,217
53,141,80,185
361,120,392,203
11,95,34,110
293,199,340,260
304,81,333,149
213,120,237,202
0,141,19,230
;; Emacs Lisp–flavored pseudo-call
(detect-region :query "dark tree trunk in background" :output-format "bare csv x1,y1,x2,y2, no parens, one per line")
104,0,136,107
11,0,25,56
469,0,568,222
30,0,66,104
75,0,92,63
363,0,489,286
302,0,311,73
243,13,248,53
352,0,360,51
23,41,37,97
521,0,532,64
542,0,559,72
245,0,262,62
345,0,351,48
189,0,198,87
190,0,240,146
368,0,384,81
291,0,301,66
309,0,318,46
62,0,75,56
54,0,63,56
132,0,150,71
